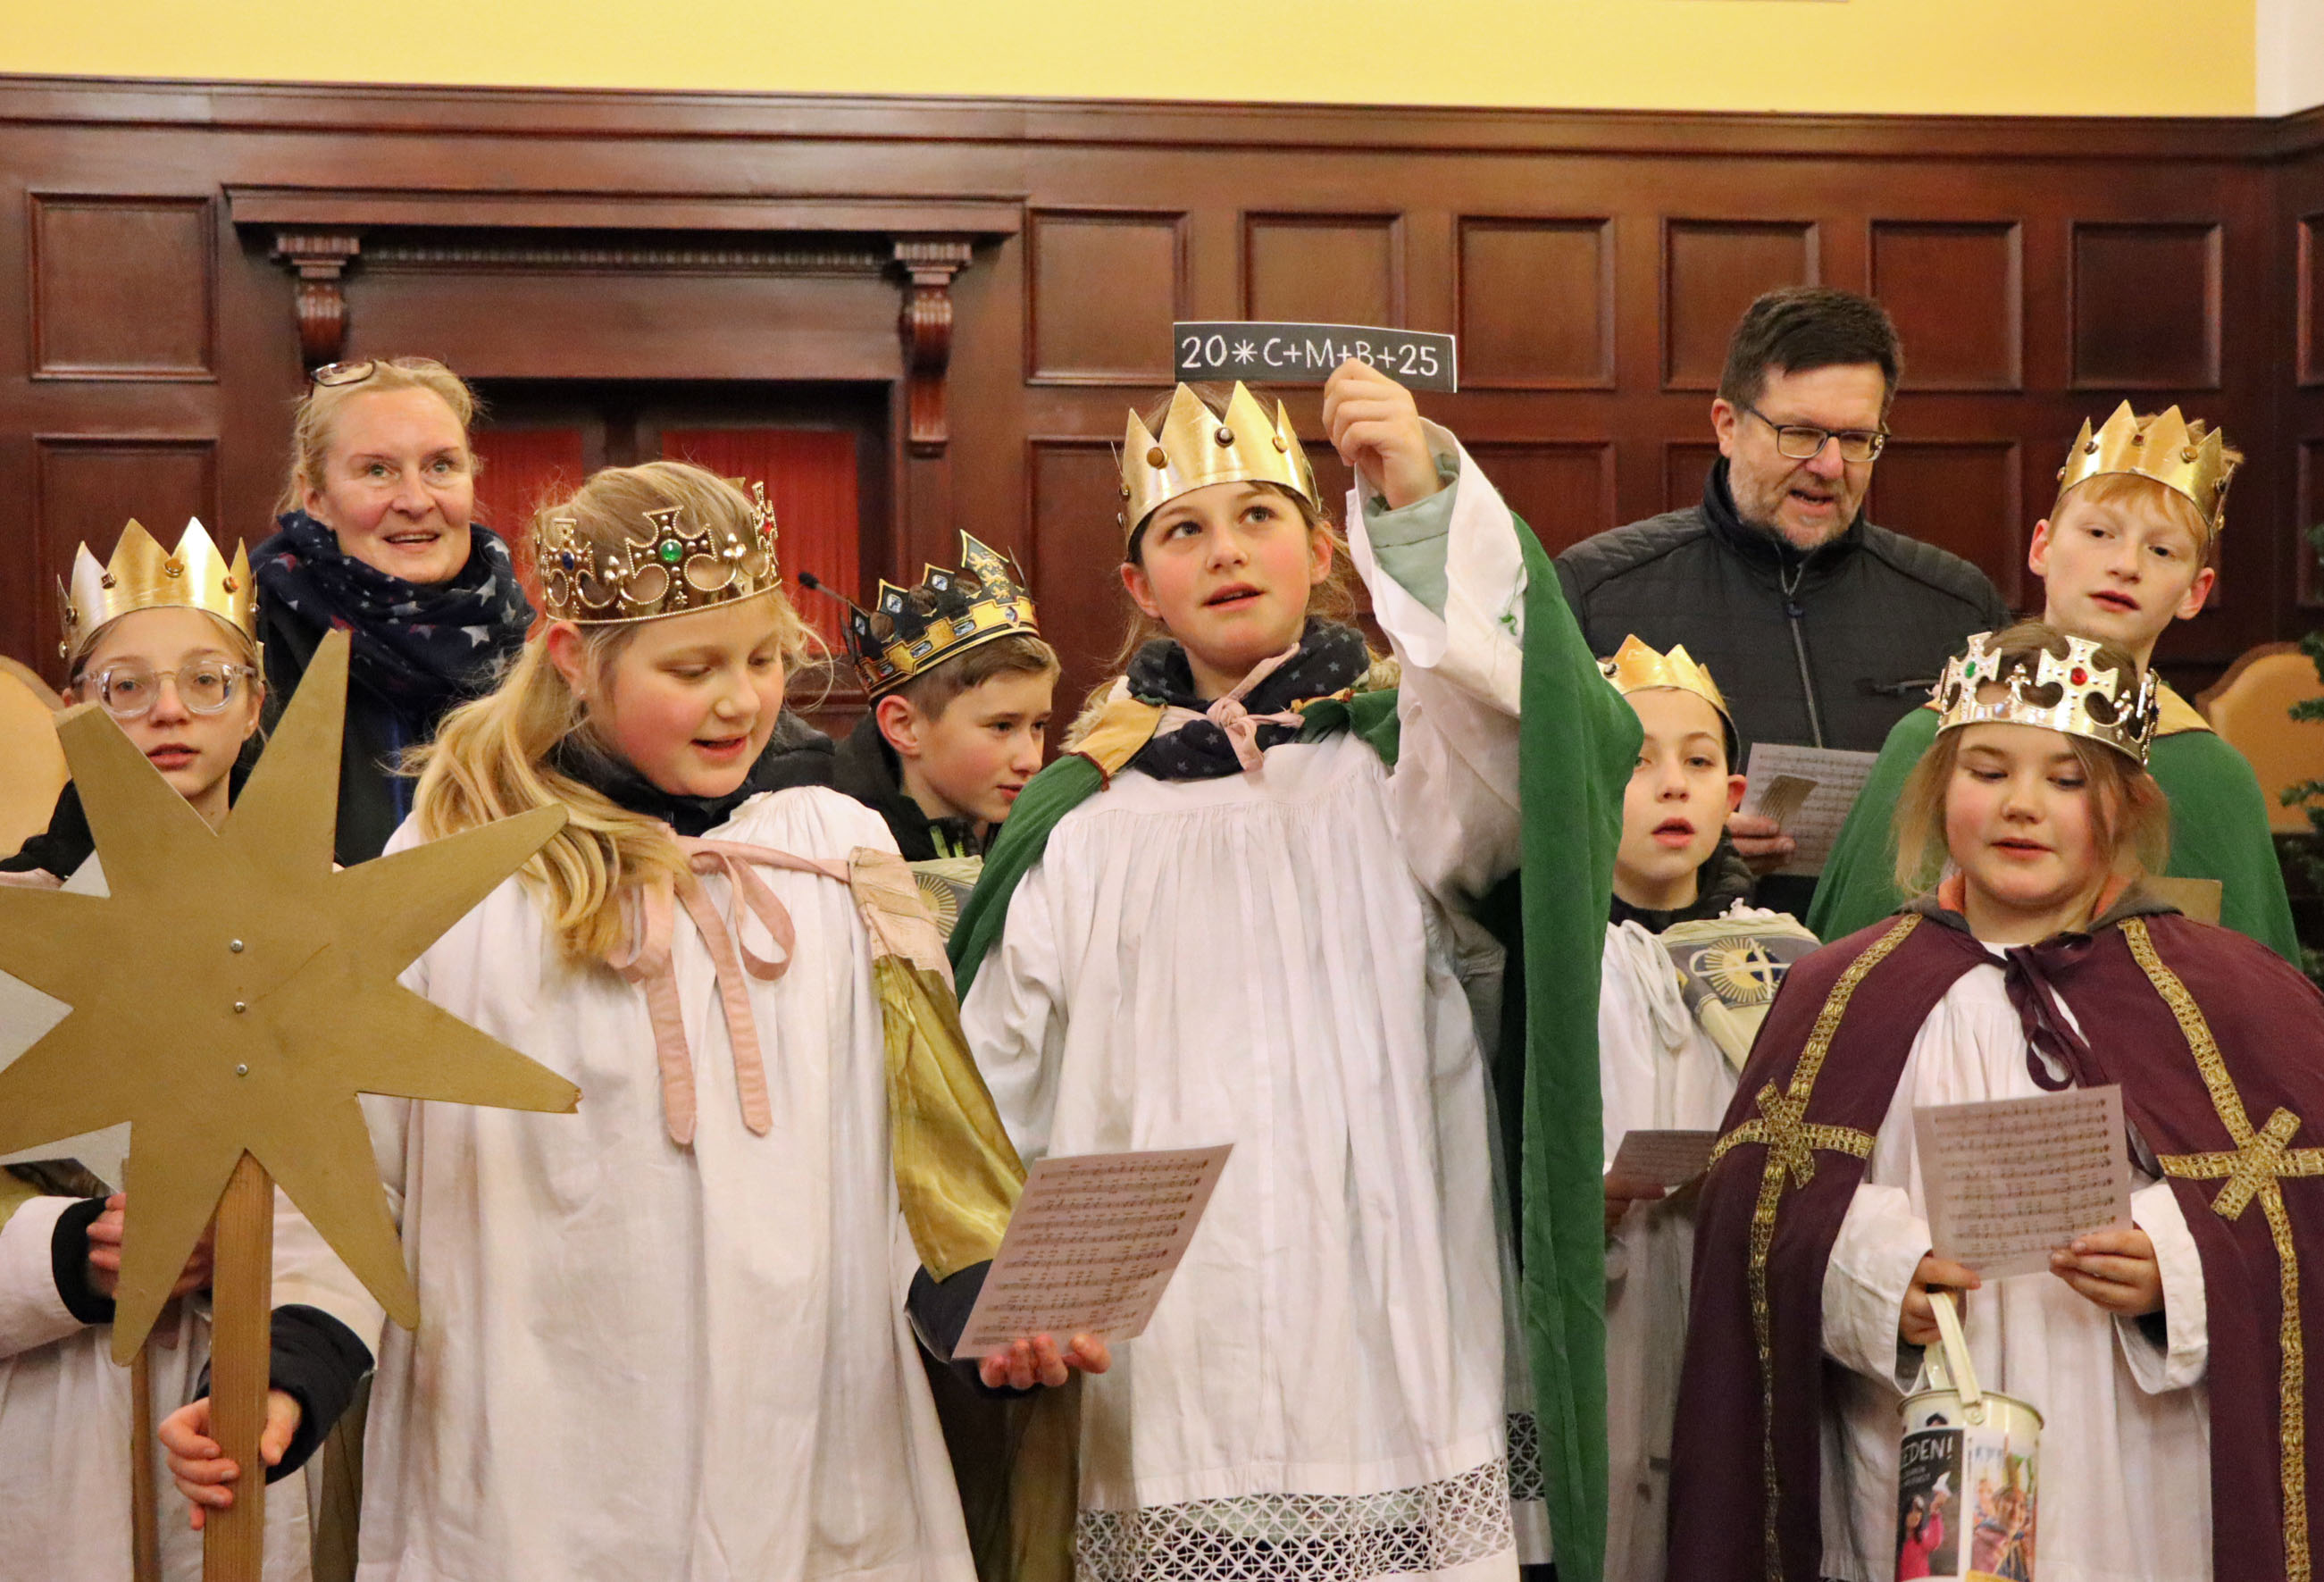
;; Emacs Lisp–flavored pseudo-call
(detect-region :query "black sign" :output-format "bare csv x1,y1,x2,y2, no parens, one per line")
1173,322,1459,393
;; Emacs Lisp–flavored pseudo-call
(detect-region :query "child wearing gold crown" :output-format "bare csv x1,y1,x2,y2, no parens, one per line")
1592,637,1817,1582
1811,405,2297,962
816,536,1059,866
1,519,370,1580
158,461,1102,1581
1671,619,2324,1580
949,360,1639,1582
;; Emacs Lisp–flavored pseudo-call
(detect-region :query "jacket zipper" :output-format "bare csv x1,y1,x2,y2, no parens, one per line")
1780,560,1827,749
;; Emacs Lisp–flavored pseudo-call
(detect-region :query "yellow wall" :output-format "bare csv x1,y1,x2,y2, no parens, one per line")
0,0,2260,118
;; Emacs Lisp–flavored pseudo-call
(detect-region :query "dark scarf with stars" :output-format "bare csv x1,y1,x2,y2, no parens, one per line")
1124,618,1372,781
253,511,534,711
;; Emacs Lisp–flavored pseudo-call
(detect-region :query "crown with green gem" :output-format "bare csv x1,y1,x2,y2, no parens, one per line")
1933,630,2159,765
535,481,780,624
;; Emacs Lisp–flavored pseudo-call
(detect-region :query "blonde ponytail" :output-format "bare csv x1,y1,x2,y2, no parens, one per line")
409,460,813,965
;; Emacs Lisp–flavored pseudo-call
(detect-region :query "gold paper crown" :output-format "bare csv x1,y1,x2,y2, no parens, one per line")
2055,403,2237,538
807,534,1041,698
1120,383,1319,541
536,481,780,624
58,517,255,663
1598,635,1734,732
1933,631,2160,765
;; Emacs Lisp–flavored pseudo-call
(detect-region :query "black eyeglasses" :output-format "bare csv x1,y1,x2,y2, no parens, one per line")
1741,404,1889,465
308,356,440,389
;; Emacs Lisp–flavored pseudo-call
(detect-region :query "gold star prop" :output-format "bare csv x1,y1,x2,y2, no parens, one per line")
0,630,580,1365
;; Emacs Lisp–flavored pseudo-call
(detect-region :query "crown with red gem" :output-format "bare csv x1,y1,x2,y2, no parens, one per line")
1933,630,2159,765
535,481,780,624
800,533,1040,698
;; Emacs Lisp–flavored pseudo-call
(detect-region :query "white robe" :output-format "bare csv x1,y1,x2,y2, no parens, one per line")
0,1188,334,1582
347,788,974,1582
960,439,1528,1582
1818,953,2211,1582
1596,917,1741,1582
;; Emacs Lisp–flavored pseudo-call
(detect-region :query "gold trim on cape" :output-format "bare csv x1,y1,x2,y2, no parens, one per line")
1709,912,1918,1581
2134,917,2316,1582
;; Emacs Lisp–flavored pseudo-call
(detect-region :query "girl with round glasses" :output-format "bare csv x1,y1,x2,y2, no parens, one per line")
5,519,266,876
1,519,359,1582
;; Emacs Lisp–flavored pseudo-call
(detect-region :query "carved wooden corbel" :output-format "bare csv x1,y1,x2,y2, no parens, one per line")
893,239,974,456
269,231,362,367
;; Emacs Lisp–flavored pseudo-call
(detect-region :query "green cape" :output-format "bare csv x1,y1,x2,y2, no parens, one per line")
949,524,1637,1582
1808,701,2300,963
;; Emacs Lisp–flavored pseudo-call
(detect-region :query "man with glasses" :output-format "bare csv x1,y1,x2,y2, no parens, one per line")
1556,287,2008,880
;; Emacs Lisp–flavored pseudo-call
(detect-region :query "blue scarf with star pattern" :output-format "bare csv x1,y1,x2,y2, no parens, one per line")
253,511,534,710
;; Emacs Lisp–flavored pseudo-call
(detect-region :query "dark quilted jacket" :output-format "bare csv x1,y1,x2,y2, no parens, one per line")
1555,459,2011,757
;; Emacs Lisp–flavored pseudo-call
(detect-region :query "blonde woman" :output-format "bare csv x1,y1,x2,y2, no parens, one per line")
252,357,533,864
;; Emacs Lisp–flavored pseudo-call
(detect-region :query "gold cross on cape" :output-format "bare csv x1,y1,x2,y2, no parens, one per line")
2136,918,2321,1582
1707,912,1918,1582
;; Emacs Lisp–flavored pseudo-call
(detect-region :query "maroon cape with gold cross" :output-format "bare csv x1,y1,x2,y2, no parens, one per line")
1666,898,2324,1582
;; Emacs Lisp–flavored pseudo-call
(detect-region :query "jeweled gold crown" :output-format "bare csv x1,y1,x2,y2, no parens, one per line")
59,518,255,664
807,534,1041,698
1120,383,1319,541
536,481,780,624
1598,635,1734,732
2055,403,2237,538
1933,631,2159,765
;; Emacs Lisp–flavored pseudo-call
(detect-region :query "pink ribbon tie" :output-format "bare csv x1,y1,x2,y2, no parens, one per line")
1158,641,1307,773
607,836,848,1147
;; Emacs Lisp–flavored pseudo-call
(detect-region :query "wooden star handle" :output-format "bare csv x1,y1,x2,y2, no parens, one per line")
204,1152,272,1582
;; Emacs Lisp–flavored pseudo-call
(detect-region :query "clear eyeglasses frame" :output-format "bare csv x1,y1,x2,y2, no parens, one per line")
85,661,257,719
1742,404,1890,465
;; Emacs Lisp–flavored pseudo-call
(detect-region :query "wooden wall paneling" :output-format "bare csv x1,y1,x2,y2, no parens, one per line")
2069,221,2223,389
31,435,219,677
1661,220,1819,390
1869,222,2023,391
29,194,215,381
2298,439,2324,611
1241,213,1403,327
1027,438,1129,720
1465,441,1617,554
1662,441,1724,515
1301,439,1357,526
2300,215,2324,389
1455,218,1615,389
1026,208,1187,384
1864,439,2024,607
347,264,907,383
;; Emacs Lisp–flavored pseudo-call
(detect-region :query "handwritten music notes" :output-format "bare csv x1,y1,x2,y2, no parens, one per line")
952,1143,1232,1361
1608,1129,1719,1188
1914,1086,2133,1279
1739,745,1879,876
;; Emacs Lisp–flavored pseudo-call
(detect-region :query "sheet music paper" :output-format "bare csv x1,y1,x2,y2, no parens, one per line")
952,1143,1232,1360
1608,1129,1719,1187
1739,744,1879,876
1914,1085,2134,1279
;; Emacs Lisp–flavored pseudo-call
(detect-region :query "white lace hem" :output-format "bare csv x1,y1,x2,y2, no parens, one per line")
1074,1455,1517,1582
